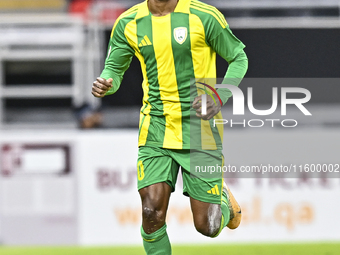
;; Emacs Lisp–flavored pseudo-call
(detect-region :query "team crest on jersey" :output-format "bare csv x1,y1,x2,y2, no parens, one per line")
174,27,187,44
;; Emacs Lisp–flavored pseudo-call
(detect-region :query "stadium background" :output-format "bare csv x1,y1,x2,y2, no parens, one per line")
0,0,339,254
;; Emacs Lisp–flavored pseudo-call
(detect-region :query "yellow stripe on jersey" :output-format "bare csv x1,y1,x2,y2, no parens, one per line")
190,2,227,29
135,1,150,20
125,20,152,145
174,0,190,13
199,79,218,150
189,14,219,149
152,15,183,149
139,113,151,145
189,14,216,78
201,119,217,150
110,7,138,38
189,14,206,78
191,0,228,27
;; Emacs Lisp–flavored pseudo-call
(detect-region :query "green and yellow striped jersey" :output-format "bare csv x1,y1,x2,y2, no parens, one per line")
101,0,246,150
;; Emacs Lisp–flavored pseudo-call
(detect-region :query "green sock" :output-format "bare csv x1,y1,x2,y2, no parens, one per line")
141,224,171,255
213,192,231,237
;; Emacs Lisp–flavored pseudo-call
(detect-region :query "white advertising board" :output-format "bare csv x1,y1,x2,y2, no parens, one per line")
0,129,339,245
0,131,77,245
75,129,340,245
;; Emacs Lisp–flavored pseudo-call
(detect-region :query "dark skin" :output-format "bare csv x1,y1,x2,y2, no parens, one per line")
92,77,113,98
92,0,223,236
192,94,222,121
147,0,179,16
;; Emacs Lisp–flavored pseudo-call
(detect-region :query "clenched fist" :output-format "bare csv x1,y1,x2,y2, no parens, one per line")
192,94,222,120
92,77,113,98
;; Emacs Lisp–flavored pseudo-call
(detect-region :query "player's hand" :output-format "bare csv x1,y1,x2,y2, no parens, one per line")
92,77,113,98
192,94,222,120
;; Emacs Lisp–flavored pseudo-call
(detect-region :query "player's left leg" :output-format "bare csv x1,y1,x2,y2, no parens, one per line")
190,182,241,237
189,196,223,237
171,148,241,237
188,183,231,237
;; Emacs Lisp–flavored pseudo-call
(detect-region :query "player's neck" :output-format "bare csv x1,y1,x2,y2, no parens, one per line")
147,0,179,17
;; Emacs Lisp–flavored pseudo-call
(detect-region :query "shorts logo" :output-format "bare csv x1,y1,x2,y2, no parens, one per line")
174,27,187,44
137,160,145,181
207,184,220,195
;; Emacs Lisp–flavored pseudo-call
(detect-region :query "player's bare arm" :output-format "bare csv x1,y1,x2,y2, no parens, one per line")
192,94,222,121
92,77,113,98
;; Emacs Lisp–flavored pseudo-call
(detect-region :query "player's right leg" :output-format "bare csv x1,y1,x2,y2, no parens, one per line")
139,182,172,255
137,146,180,255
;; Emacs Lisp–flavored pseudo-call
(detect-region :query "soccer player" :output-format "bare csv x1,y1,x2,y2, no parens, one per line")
92,0,248,254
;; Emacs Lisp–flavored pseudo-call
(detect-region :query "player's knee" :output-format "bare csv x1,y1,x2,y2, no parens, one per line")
142,205,166,224
194,218,220,237
193,204,222,237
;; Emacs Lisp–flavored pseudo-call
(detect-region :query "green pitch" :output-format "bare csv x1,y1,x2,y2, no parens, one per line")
0,243,339,255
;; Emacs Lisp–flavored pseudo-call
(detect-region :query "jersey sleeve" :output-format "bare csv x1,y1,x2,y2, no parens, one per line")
207,24,246,63
204,11,248,104
100,19,135,95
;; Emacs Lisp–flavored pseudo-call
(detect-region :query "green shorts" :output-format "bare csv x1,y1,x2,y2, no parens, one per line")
137,146,224,204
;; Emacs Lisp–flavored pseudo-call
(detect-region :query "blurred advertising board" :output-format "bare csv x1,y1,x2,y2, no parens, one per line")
0,130,339,245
